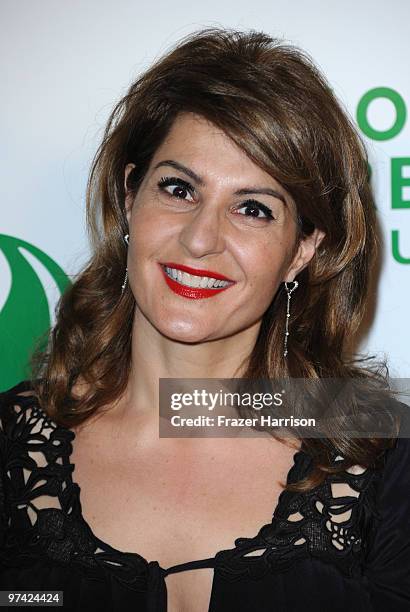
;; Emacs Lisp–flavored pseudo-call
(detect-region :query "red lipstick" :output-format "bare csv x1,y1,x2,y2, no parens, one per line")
158,262,236,300
161,262,234,281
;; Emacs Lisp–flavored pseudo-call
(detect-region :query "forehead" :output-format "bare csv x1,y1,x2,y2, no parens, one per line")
149,112,293,200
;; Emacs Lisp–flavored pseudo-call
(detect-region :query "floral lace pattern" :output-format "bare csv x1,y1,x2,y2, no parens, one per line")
214,447,379,582
0,383,381,588
0,386,149,591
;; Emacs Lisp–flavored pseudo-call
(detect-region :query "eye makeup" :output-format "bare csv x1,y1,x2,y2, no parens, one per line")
157,176,194,198
234,199,275,221
156,175,276,222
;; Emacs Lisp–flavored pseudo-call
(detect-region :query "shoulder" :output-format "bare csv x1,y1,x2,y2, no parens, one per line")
0,380,37,427
0,379,38,405
363,398,410,556
374,400,410,508
0,379,58,444
0,380,75,486
378,399,410,474
361,401,410,607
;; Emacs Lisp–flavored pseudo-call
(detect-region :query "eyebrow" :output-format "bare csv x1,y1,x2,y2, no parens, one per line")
152,159,288,207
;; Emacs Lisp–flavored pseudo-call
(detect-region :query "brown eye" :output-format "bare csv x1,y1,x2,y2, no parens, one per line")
158,176,195,202
235,199,275,221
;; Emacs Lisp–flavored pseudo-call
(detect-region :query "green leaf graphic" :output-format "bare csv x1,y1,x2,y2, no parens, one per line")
0,234,71,391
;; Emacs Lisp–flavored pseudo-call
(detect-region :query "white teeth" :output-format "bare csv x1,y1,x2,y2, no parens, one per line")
181,272,190,286
166,266,177,280
163,266,231,289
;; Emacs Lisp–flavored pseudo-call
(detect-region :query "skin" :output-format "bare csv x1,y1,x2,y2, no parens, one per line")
69,112,326,608
121,111,325,420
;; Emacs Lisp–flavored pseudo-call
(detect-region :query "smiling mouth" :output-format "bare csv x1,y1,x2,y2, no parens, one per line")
159,263,236,299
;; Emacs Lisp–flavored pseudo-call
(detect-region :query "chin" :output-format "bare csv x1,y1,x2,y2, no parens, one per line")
155,317,215,344
154,316,249,345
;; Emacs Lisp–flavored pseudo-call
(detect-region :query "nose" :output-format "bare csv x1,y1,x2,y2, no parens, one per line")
178,199,226,259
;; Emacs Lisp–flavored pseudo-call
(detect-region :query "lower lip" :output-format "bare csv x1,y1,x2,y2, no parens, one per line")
159,265,235,300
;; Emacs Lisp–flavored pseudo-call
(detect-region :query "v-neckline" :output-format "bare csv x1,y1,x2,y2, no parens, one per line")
23,385,309,575
62,419,308,573
13,385,311,612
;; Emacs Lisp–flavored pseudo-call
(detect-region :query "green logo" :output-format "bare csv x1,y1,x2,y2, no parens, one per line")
356,87,410,264
357,87,407,141
0,234,71,391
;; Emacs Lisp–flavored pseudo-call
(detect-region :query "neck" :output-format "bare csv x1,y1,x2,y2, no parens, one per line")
121,306,261,421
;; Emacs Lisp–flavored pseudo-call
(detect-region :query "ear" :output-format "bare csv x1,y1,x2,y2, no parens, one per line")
284,228,325,282
124,163,136,226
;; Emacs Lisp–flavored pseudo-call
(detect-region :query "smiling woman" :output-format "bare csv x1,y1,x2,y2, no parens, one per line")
121,111,320,344
1,26,410,612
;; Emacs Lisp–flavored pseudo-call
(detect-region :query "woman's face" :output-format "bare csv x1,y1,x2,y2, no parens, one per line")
125,112,323,344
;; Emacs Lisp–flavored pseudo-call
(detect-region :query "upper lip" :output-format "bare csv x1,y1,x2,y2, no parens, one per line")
160,262,235,282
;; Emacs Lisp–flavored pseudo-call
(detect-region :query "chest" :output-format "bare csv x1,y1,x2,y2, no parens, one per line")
68,429,299,612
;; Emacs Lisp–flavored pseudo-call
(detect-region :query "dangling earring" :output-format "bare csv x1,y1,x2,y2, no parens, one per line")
283,280,298,357
121,234,129,294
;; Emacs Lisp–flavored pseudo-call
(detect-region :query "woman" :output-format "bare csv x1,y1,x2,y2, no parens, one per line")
1,27,409,612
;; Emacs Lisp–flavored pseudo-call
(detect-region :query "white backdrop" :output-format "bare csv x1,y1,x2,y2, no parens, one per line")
1,0,409,382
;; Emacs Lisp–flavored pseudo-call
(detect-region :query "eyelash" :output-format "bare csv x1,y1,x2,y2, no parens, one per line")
157,176,276,221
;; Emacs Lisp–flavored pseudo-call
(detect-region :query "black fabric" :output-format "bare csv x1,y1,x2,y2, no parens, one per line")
0,380,409,611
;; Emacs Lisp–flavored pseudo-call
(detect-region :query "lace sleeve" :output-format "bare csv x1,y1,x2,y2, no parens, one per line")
0,385,12,548
362,407,410,611
0,380,37,549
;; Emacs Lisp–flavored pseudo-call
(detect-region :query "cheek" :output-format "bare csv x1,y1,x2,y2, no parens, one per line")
252,273,281,304
130,209,173,256
240,242,288,291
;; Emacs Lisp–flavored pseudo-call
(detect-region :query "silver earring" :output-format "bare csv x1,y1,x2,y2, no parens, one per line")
121,234,129,293
283,280,298,357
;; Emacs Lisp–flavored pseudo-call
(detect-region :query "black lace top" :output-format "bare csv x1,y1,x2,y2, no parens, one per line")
0,380,410,611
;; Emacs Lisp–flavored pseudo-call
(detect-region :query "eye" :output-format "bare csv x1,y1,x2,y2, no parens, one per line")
157,176,195,202
234,199,275,221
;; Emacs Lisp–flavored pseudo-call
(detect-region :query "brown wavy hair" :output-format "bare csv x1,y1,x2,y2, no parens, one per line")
31,27,401,492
